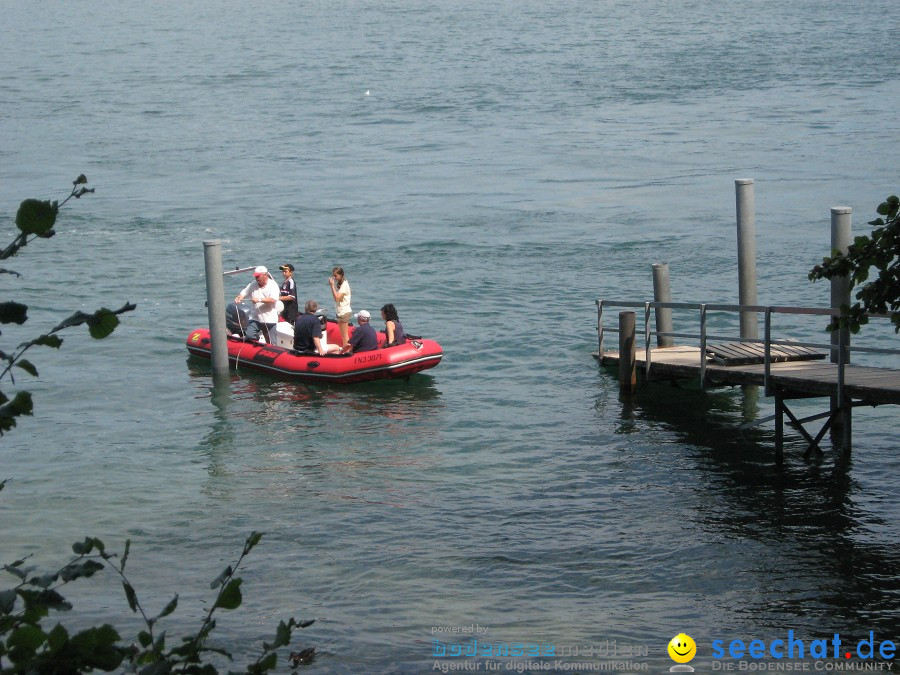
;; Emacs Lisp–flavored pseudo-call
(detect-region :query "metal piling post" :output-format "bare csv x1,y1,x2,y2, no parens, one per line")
735,179,759,339
652,262,674,347
203,240,229,375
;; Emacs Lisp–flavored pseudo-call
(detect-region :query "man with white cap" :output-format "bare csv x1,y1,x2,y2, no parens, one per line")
340,309,378,354
234,266,280,343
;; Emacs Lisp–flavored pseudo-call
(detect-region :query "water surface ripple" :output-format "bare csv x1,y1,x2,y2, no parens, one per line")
2,0,899,672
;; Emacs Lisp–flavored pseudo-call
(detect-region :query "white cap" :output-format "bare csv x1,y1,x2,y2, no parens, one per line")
354,310,371,320
254,266,268,276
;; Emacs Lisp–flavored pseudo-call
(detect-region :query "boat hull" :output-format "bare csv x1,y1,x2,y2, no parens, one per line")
185,328,443,384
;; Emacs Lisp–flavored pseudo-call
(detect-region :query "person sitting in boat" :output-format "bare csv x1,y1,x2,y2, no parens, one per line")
340,310,378,354
278,263,298,324
380,303,407,348
294,300,340,355
234,266,280,343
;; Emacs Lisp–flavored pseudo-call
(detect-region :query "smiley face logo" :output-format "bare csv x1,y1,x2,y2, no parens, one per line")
668,633,696,664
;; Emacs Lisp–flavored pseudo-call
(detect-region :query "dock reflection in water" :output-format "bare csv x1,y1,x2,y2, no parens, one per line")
603,376,900,638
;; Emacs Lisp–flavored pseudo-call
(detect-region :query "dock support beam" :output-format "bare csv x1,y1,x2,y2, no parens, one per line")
735,179,759,339
774,396,784,466
619,311,636,394
203,240,229,375
830,207,852,452
652,262,674,347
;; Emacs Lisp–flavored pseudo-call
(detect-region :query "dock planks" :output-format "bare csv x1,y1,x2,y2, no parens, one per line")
705,341,825,365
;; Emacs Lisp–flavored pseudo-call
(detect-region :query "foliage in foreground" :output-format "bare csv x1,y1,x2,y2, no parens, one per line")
1,181,313,671
809,194,900,333
0,175,136,435
0,524,313,673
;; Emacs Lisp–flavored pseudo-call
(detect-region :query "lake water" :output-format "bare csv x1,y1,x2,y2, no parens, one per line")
2,1,899,672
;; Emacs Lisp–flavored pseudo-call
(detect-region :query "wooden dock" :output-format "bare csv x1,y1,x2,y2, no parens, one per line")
593,345,900,405
594,300,900,464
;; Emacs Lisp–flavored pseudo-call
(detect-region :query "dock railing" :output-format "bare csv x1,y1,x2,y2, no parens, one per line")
595,300,900,406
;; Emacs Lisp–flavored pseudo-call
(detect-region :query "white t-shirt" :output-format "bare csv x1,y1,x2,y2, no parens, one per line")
334,279,352,317
240,277,281,324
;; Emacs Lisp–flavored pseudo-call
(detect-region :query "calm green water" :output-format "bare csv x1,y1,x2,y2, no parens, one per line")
2,1,899,672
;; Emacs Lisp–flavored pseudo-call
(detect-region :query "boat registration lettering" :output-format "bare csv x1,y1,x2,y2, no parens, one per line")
254,347,280,365
353,353,383,365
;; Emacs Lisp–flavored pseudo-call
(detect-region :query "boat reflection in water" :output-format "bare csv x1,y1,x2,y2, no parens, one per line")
186,359,444,507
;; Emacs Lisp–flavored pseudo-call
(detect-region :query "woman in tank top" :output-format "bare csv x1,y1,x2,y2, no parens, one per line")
380,303,406,348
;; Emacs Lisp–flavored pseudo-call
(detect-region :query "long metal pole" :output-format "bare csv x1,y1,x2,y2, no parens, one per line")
735,178,759,339
203,240,229,375
652,262,674,347
830,207,852,451
830,207,852,364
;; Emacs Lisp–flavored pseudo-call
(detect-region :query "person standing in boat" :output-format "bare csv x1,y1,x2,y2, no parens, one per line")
234,266,280,343
294,300,339,355
328,266,352,348
340,310,378,354
380,303,407,348
278,263,298,324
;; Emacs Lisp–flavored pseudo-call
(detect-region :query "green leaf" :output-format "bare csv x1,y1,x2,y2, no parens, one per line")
20,604,50,624
152,629,166,654
14,359,38,377
16,199,58,236
0,392,34,433
256,652,278,672
59,559,104,582
155,594,178,621
272,619,292,649
87,308,121,339
32,334,63,349
17,588,71,612
52,302,135,334
139,661,173,675
137,630,152,648
28,572,58,589
121,538,131,571
213,578,243,610
8,624,47,651
47,623,69,652
122,581,138,613
3,563,27,580
72,537,94,555
74,174,88,185
53,310,91,331
0,588,16,613
69,624,124,671
10,391,32,415
0,301,28,325
210,565,232,589
244,531,264,554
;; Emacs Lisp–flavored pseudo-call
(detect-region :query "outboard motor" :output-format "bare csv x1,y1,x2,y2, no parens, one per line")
225,302,250,337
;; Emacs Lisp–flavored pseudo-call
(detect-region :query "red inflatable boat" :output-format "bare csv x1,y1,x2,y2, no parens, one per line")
185,320,443,384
